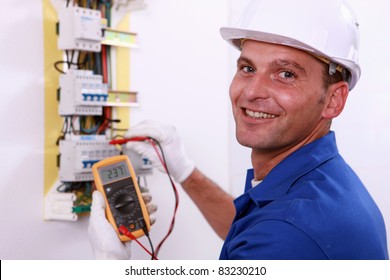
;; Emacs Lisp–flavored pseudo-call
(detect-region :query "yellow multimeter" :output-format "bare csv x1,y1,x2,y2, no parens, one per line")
92,155,150,241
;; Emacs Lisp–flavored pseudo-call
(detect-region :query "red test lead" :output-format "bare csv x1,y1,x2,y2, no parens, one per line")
119,225,158,260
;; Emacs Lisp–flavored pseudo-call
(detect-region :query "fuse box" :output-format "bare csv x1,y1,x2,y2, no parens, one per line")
59,69,107,116
58,6,105,52
45,1,146,222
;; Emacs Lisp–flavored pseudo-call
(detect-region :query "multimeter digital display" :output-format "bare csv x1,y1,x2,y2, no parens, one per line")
98,162,131,184
92,155,150,241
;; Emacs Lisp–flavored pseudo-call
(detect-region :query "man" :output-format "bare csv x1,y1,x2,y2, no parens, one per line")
89,0,388,259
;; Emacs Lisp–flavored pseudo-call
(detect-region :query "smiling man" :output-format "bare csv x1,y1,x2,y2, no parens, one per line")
217,39,386,259
89,0,388,259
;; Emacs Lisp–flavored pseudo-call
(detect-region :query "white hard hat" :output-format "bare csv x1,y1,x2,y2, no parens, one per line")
220,0,361,90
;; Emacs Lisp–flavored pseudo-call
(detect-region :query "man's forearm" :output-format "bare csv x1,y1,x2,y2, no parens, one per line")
181,168,235,239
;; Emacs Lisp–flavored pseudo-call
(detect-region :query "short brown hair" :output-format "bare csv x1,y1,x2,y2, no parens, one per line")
321,63,347,89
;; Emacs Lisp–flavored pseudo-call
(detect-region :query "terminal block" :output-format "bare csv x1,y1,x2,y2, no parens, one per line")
59,69,108,116
44,188,78,221
58,5,106,52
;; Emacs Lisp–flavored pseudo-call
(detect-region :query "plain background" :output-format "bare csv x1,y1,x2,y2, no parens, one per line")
0,0,389,259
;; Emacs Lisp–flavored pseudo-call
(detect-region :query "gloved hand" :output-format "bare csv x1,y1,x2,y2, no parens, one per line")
123,120,195,183
88,190,157,259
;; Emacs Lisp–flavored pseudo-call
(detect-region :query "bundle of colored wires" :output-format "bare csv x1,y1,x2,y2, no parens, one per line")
110,136,180,258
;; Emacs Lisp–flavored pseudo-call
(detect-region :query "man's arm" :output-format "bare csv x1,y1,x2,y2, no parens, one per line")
181,168,235,239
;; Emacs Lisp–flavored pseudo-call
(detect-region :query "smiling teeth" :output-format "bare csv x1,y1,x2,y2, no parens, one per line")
246,109,276,119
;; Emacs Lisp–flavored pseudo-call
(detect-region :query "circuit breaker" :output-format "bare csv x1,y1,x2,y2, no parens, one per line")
59,135,153,182
59,135,120,182
58,5,105,52
59,69,107,116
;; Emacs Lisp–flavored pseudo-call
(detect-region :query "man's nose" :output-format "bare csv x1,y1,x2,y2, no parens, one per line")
243,73,271,100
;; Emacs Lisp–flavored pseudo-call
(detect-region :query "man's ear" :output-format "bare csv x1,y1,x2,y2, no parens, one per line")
322,81,349,119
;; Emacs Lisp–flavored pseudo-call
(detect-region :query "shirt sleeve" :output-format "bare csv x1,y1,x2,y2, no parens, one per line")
225,220,329,260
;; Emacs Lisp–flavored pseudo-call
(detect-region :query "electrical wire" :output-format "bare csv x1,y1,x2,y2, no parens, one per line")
119,225,158,260
53,56,88,74
79,116,103,134
145,232,156,260
57,116,75,141
54,61,66,74
148,137,180,256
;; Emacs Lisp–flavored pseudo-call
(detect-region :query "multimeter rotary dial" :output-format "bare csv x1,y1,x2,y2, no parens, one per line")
113,192,135,213
108,187,141,224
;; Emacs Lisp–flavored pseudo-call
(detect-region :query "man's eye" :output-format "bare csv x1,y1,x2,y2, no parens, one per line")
277,70,296,79
241,65,255,73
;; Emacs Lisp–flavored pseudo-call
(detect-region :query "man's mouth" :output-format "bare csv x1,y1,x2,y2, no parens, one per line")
245,109,277,119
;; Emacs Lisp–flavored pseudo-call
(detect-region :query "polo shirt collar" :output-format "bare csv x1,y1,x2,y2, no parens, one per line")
244,131,339,205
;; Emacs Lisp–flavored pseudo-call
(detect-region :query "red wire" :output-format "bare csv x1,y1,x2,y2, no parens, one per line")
101,45,108,84
96,107,111,134
98,10,110,135
109,137,149,145
144,138,179,255
118,225,158,260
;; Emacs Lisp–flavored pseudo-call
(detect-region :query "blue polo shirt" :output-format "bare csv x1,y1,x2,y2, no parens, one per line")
220,132,388,259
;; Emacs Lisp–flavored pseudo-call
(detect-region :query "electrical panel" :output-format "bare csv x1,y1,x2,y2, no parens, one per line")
59,69,107,116
58,6,105,52
44,2,146,222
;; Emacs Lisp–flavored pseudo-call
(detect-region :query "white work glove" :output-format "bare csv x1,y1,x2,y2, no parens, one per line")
88,190,157,260
124,120,195,183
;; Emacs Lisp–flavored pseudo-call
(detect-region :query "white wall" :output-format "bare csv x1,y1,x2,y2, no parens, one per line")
0,0,389,260
332,0,390,251
128,0,230,260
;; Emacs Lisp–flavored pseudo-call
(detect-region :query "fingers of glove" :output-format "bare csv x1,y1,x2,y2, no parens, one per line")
124,141,163,168
89,191,121,243
125,120,174,143
146,203,158,216
140,186,150,193
125,120,194,183
141,192,152,204
90,191,106,218
89,191,114,236
149,215,156,226
124,141,155,158
140,191,157,224
141,192,157,215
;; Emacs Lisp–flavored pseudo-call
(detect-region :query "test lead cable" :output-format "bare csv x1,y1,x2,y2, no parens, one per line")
119,225,158,260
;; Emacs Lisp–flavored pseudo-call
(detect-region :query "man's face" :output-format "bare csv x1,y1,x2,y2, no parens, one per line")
230,40,330,154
